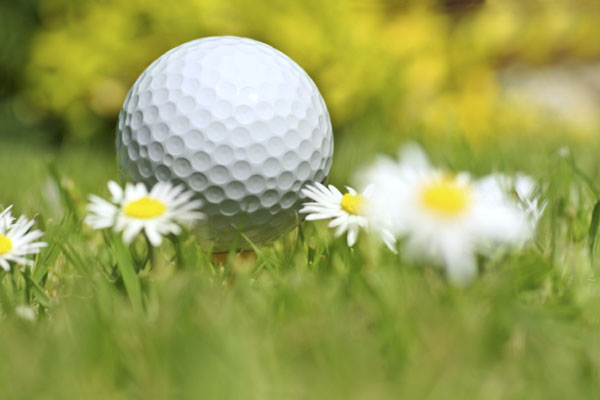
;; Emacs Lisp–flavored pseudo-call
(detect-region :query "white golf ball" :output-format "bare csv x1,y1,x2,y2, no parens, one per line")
116,36,334,251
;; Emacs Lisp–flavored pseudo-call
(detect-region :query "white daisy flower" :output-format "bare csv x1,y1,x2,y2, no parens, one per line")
362,144,530,285
479,173,546,231
15,305,36,321
85,180,204,246
514,174,546,228
0,206,47,272
300,182,396,251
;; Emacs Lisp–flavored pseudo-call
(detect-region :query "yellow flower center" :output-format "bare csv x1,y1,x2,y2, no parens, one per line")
123,197,167,219
0,233,12,255
420,178,471,217
341,193,364,215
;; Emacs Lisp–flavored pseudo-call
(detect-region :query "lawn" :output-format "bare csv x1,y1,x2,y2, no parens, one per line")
2,125,600,399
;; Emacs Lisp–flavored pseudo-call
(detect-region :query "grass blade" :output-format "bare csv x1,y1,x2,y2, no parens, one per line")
112,238,143,311
26,275,50,308
589,200,600,256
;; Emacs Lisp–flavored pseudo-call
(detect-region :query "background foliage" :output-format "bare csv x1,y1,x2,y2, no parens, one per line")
5,0,600,146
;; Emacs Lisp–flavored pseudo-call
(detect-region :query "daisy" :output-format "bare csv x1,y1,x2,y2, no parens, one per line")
85,180,204,246
362,144,530,285
479,173,546,230
514,174,546,228
0,206,47,272
15,305,36,321
300,182,396,251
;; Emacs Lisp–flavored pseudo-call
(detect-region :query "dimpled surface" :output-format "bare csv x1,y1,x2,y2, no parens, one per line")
116,36,333,251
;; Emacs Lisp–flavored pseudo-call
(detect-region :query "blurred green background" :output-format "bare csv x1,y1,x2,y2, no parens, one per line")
4,0,600,217
3,0,600,210
5,0,600,146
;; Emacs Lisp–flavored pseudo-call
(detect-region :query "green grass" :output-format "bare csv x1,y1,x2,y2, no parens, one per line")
2,133,600,399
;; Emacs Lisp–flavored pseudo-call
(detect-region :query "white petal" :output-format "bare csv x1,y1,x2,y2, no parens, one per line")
379,229,397,253
471,203,530,246
0,258,10,271
441,244,477,286
398,142,430,170
362,184,374,197
121,221,143,245
144,226,163,247
108,181,124,203
329,215,352,227
305,212,338,221
514,174,536,200
329,184,343,199
5,255,34,266
0,205,14,221
346,226,358,247
334,220,349,238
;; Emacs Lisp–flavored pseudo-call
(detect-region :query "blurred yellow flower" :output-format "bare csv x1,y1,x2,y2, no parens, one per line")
24,0,600,142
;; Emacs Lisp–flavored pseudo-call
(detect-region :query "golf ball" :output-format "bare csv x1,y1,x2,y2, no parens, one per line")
116,36,334,251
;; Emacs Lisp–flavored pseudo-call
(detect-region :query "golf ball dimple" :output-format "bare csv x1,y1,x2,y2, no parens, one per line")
116,36,334,251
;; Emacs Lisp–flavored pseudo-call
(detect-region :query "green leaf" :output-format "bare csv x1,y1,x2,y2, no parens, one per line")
26,275,50,308
112,237,143,311
48,163,78,214
588,200,600,256
566,151,600,197
32,215,71,283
